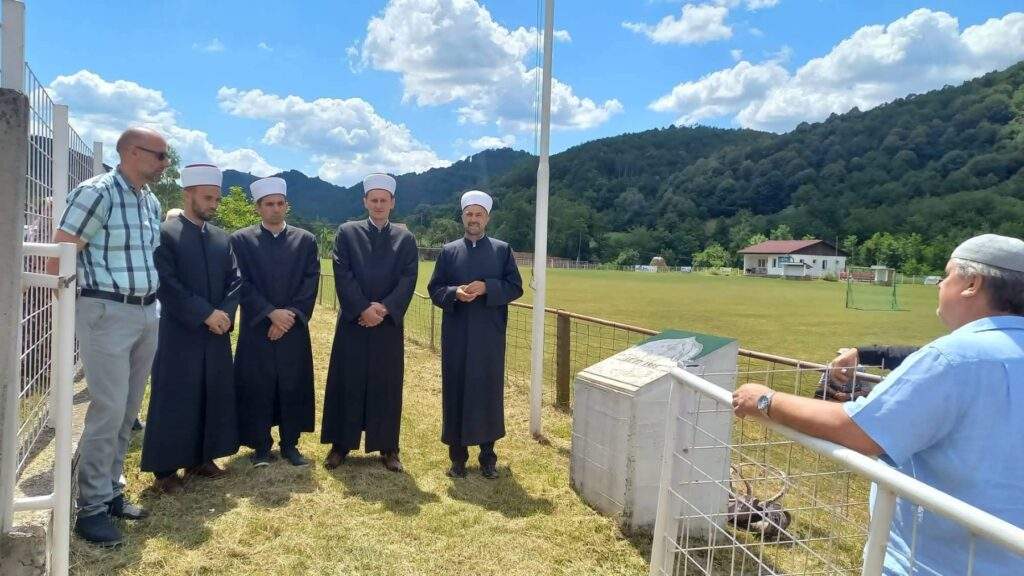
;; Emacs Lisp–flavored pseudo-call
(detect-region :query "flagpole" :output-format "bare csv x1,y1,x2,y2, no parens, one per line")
530,0,555,438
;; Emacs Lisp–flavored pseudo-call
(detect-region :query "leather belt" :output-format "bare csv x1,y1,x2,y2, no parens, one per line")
79,289,156,306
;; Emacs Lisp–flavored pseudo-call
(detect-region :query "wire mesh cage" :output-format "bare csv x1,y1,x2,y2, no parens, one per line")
653,364,872,576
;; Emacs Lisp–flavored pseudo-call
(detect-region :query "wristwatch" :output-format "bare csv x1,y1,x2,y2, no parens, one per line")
757,391,776,417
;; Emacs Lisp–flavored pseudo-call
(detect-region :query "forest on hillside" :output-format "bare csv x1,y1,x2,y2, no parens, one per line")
155,61,1024,275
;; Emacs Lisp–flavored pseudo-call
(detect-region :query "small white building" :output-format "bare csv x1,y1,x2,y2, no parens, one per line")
739,239,847,279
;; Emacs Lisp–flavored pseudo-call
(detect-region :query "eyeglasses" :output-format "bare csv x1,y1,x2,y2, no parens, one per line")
135,145,169,162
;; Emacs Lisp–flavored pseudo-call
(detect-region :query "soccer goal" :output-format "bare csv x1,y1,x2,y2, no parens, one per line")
844,266,902,310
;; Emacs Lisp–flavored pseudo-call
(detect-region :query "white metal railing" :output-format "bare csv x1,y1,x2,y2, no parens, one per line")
13,242,76,576
650,366,1024,576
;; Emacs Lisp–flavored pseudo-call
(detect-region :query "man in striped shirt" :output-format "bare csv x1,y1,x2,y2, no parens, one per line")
50,127,168,546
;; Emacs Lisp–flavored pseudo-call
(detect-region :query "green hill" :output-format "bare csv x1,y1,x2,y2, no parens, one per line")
475,61,1024,271
226,60,1024,273
222,147,533,225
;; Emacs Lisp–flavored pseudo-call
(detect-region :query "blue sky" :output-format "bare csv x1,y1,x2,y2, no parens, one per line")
20,0,1024,186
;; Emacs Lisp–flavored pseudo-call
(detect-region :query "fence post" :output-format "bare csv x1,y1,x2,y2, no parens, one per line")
92,140,103,176
555,311,570,408
1,0,26,93
649,379,684,575
429,304,436,352
0,88,29,532
52,105,69,235
862,487,898,576
49,242,76,576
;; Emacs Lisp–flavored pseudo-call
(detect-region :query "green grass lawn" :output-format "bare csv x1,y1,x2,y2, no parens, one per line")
332,260,945,362
71,323,648,576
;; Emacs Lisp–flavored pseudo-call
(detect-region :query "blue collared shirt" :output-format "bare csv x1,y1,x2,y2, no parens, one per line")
58,167,161,296
844,315,1024,575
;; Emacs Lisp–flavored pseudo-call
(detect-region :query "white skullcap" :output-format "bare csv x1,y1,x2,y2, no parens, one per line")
181,163,222,188
251,176,287,203
164,207,183,222
461,190,493,213
951,234,1024,273
363,173,396,196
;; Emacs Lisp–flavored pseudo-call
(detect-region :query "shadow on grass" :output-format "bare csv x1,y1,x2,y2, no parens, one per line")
134,476,240,549
330,454,440,516
446,467,554,518
219,450,320,508
620,526,653,563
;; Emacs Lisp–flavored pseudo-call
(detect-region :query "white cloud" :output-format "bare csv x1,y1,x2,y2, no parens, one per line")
468,135,517,151
48,70,279,175
745,0,779,10
650,60,789,124
624,3,732,44
193,38,225,53
354,0,619,131
217,87,449,186
650,9,1024,132
730,49,743,61
257,42,273,52
749,27,764,37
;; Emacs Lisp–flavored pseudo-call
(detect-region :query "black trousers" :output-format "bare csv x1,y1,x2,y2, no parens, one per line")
254,428,300,453
449,442,497,466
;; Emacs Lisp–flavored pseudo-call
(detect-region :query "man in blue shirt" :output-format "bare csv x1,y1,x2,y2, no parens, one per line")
733,234,1024,575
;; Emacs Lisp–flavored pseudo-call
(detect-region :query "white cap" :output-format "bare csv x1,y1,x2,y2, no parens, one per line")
363,173,396,196
164,207,183,222
251,176,287,203
461,190,492,213
181,163,222,188
951,234,1024,273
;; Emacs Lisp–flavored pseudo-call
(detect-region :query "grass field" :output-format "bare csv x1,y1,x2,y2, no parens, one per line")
395,261,944,360
70,265,949,575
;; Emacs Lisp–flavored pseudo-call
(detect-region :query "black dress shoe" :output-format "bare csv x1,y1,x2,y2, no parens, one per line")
446,462,467,478
324,447,347,470
74,513,123,546
382,452,404,473
280,445,309,467
107,494,149,520
481,464,499,479
250,450,276,468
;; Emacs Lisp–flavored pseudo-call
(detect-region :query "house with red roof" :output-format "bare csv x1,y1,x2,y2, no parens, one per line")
738,239,847,278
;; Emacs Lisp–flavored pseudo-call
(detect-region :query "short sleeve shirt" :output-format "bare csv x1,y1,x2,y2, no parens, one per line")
58,168,161,296
844,316,1024,575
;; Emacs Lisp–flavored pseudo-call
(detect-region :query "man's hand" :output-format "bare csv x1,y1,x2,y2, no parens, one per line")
269,309,296,332
268,323,286,341
205,310,231,335
732,383,773,419
370,302,388,318
827,348,859,385
465,280,487,296
46,230,86,276
455,285,477,302
358,304,385,328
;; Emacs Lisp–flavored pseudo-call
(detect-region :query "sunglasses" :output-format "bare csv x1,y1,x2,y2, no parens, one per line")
135,145,169,162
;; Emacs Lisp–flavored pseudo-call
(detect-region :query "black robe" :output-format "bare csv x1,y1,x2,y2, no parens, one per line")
141,215,241,472
321,220,418,453
229,224,320,449
427,236,523,447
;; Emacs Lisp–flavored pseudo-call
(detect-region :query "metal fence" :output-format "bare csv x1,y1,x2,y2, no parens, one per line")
6,23,94,481
317,272,881,412
16,62,56,476
650,366,1024,576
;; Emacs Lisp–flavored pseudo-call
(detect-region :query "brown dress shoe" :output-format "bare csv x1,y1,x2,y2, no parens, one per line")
153,475,183,495
382,452,403,473
185,461,227,479
323,447,347,470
